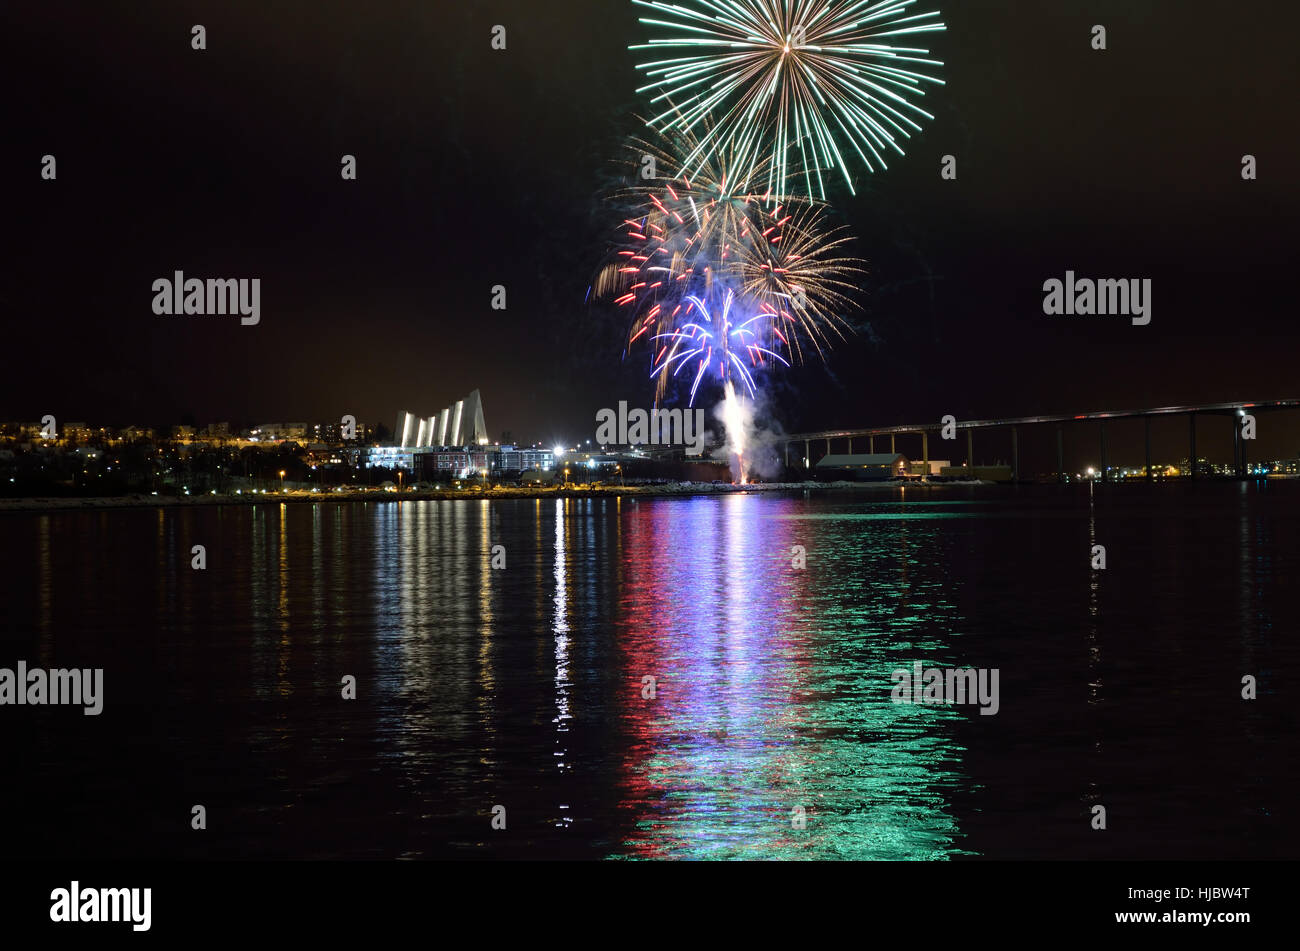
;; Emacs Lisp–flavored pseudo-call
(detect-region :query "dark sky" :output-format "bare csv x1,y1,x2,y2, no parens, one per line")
5,1,1298,461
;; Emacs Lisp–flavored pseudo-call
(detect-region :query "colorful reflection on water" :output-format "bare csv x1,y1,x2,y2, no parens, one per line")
6,485,1296,860
612,494,973,859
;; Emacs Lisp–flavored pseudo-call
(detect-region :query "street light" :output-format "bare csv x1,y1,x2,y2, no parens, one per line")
279,469,286,492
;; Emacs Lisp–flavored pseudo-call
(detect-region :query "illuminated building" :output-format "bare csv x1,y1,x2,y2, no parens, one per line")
396,389,488,449
415,446,555,481
816,452,911,480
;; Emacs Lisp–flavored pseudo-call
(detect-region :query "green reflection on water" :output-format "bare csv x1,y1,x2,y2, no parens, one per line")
612,496,980,860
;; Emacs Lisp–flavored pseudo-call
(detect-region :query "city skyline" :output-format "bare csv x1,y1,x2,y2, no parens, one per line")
7,395,1300,479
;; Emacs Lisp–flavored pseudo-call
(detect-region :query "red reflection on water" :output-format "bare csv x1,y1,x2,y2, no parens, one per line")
613,495,816,858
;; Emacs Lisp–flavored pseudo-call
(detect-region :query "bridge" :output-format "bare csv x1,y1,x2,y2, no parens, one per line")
785,399,1300,482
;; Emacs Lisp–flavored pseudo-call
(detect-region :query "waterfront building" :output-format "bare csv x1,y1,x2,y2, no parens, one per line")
816,452,911,480
396,390,488,449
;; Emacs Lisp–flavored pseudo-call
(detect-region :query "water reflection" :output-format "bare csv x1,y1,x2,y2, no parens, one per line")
613,494,973,859
228,494,979,858
7,485,1295,860
553,498,572,774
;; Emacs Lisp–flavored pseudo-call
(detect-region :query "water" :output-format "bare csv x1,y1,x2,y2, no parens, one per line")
2,483,1296,860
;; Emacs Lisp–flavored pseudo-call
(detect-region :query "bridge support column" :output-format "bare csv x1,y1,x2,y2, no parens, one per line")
1188,415,1197,479
1240,416,1248,476
1100,422,1108,482
890,434,895,454
804,440,810,470
870,435,875,453
1231,413,1241,476
1012,427,1019,483
1145,417,1152,480
826,438,831,458
966,429,974,473
784,442,790,470
847,437,853,455
1056,427,1065,483
923,431,929,479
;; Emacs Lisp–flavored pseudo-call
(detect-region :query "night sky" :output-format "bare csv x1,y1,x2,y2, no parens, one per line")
5,0,1298,462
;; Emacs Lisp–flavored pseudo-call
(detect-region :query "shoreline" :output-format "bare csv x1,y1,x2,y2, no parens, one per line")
3,475,1279,515
0,479,995,514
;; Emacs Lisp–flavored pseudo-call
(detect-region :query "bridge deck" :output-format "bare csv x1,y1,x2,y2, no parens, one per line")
786,399,1300,443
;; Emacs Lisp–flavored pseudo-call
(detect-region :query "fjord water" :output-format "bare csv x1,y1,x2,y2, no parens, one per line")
2,484,1296,860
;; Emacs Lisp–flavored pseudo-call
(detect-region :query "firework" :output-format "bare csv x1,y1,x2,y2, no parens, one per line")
630,0,946,199
737,201,863,366
594,123,866,406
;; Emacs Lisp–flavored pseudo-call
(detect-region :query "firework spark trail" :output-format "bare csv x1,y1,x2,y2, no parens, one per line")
594,119,866,410
630,0,946,199
722,381,750,480
593,4,928,479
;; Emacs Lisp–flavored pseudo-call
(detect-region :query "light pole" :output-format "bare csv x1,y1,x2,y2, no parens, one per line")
279,469,286,493
616,464,623,487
